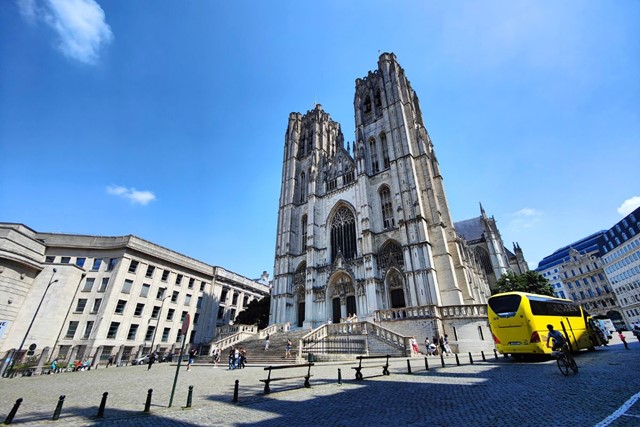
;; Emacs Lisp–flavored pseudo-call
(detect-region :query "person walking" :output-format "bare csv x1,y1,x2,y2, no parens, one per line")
147,352,156,370
228,347,236,370
187,348,197,371
264,333,270,351
410,336,419,356
212,345,220,368
285,339,292,359
619,330,630,350
106,355,113,368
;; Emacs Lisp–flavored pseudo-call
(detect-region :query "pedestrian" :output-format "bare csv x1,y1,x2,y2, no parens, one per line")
444,334,452,356
240,348,247,368
438,336,446,356
212,345,220,368
410,336,419,356
264,333,270,351
234,347,241,369
187,348,197,371
619,330,630,350
228,347,236,370
424,337,430,353
147,352,156,370
106,355,113,368
285,339,292,359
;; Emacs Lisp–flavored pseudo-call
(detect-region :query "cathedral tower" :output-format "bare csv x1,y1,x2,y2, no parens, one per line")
271,53,490,328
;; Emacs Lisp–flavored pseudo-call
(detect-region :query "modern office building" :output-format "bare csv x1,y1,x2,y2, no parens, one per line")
0,223,269,372
598,207,640,328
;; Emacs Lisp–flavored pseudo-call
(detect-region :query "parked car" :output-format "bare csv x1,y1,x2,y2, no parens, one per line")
132,355,150,365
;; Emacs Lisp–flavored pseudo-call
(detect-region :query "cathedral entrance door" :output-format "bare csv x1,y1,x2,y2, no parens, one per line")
297,302,305,327
390,289,406,308
332,298,341,324
346,295,357,316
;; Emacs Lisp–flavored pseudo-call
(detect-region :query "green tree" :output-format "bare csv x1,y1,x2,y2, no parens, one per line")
234,296,270,329
493,271,553,296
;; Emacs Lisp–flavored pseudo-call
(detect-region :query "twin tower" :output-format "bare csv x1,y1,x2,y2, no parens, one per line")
270,53,491,328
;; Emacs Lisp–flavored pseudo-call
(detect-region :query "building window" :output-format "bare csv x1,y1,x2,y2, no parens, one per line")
156,288,166,299
243,296,249,306
76,257,86,268
185,294,192,306
369,138,379,174
364,94,372,113
151,306,160,318
167,308,175,321
145,265,155,279
127,324,139,340
115,299,127,314
217,307,224,319
301,215,308,251
161,270,170,282
92,298,102,313
331,206,357,261
82,278,95,292
134,303,145,316
83,321,94,339
106,258,118,271
140,284,150,298
380,186,395,229
144,326,155,341
122,279,133,294
128,260,139,274
45,256,55,263
162,328,171,342
171,291,179,303
65,321,79,339
107,322,120,339
176,274,183,285
193,313,200,325
197,297,203,308
91,258,102,271
200,281,206,292
380,132,390,169
232,293,238,305
98,277,109,292
188,278,195,289
75,299,87,313
180,311,188,322
61,257,71,264
220,289,228,303
300,171,306,202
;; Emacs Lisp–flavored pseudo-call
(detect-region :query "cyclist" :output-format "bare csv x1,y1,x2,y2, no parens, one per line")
546,324,566,351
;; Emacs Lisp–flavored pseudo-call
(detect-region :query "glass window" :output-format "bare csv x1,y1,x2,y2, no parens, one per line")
75,298,87,313
197,297,202,308
134,303,145,316
91,258,102,271
107,322,120,339
92,298,102,313
185,294,192,306
217,307,224,319
76,257,86,268
98,277,109,292
140,284,150,298
193,313,200,325
128,260,139,274
107,258,118,271
122,279,133,294
200,281,206,292
171,291,179,303
61,257,71,264
82,278,95,292
45,256,55,263
380,186,395,229
167,308,175,321
162,328,171,342
161,270,170,282
145,265,155,279
83,321,94,339
65,321,79,339
151,306,160,318
188,278,195,289
156,288,166,299
232,293,238,305
127,324,139,340
301,215,308,251
180,311,188,321
115,299,127,314
176,274,183,285
144,326,155,341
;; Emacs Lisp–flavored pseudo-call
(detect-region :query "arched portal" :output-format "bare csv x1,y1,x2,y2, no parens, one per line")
386,269,406,308
328,273,356,323
294,262,306,327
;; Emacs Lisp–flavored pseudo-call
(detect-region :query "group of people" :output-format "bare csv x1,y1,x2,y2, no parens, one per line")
423,335,452,356
227,346,247,369
264,334,293,358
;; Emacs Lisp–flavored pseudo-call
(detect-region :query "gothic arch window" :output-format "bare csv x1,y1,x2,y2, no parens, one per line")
380,132,390,169
378,240,404,271
301,215,308,252
294,261,306,291
375,88,382,108
379,186,395,229
300,171,306,202
364,94,372,113
474,247,493,276
369,138,379,174
331,206,357,261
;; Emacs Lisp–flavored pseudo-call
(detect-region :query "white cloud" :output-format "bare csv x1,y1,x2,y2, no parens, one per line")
509,207,543,229
107,185,156,206
16,0,113,65
617,196,640,216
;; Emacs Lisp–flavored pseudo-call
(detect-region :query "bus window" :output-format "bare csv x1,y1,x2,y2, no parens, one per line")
528,296,581,317
488,294,521,318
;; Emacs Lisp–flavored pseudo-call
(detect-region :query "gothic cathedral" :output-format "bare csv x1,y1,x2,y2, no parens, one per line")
271,53,492,328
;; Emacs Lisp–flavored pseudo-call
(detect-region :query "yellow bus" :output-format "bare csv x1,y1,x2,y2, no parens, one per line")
487,292,596,356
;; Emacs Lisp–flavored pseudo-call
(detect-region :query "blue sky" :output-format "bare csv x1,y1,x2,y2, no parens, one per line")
1,1,639,279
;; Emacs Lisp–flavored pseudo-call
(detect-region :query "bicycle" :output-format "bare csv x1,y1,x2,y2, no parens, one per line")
551,344,578,376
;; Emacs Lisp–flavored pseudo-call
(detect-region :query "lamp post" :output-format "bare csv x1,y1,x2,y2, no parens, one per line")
5,268,58,376
149,289,171,353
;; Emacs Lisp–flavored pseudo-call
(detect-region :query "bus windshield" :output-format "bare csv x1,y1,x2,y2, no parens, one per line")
488,294,521,318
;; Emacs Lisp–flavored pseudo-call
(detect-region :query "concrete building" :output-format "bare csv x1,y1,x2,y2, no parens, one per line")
0,223,269,373
598,207,640,329
271,53,494,351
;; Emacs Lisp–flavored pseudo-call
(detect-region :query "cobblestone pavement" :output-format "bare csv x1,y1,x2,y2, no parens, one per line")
1,338,639,427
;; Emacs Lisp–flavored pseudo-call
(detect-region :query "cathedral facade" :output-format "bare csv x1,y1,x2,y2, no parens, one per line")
271,53,492,328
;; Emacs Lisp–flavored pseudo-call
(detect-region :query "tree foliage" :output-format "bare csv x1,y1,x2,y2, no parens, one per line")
493,271,554,296
234,296,270,329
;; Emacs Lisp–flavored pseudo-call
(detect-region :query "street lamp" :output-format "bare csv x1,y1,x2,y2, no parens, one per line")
149,288,171,353
5,268,58,376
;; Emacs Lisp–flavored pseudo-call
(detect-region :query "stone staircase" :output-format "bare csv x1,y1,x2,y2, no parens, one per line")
225,329,309,366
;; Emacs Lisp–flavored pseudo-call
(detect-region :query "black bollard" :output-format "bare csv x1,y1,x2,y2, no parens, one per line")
96,392,108,418
481,351,486,362
440,353,445,367
469,352,474,364
52,395,65,421
144,389,152,413
338,368,342,384
494,349,498,360
186,385,193,408
406,359,412,374
455,353,460,366
3,398,23,425
424,356,429,371
232,380,239,403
